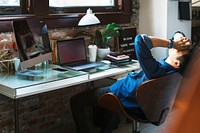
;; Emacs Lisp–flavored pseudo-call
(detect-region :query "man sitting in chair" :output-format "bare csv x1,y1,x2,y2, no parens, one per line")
70,31,193,133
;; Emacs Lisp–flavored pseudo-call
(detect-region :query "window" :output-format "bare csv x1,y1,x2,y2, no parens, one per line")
0,0,27,15
49,0,119,13
0,0,20,6
0,0,132,32
49,0,115,7
192,0,200,7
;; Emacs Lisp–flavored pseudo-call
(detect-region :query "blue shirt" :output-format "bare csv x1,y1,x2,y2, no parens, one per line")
110,34,176,108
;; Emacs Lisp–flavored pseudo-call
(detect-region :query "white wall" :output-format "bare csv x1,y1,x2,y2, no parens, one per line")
167,1,192,39
139,0,168,38
139,0,192,60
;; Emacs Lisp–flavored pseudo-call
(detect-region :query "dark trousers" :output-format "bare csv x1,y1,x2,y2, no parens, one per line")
70,87,119,133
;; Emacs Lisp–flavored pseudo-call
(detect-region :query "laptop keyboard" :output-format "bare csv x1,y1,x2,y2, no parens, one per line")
69,62,104,71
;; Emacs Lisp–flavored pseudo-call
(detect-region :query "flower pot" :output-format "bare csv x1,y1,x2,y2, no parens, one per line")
97,47,110,59
88,44,97,62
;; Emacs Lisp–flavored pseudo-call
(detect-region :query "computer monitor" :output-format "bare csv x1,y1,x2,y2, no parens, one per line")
12,19,52,70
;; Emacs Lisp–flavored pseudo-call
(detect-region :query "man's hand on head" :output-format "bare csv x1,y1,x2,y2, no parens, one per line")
174,37,192,51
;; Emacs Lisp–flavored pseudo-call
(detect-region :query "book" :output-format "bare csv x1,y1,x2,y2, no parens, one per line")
104,53,131,65
106,52,130,61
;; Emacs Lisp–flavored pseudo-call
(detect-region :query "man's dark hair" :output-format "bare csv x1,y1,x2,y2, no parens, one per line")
177,43,197,75
177,53,190,75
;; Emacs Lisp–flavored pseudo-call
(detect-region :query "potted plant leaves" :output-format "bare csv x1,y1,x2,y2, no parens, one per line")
94,23,122,59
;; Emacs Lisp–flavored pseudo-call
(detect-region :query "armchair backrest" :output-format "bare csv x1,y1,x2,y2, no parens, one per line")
136,73,182,125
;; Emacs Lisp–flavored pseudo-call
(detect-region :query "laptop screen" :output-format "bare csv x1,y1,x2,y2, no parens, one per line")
57,38,87,65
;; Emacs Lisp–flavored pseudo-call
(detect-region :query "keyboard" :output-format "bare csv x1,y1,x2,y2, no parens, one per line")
67,62,104,71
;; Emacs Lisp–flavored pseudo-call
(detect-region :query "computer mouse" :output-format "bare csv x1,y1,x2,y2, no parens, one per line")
101,60,111,64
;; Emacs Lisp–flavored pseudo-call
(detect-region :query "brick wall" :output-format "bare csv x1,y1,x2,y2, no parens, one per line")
0,94,15,133
0,83,89,133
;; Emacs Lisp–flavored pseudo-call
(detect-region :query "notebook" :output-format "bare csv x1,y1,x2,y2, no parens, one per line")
57,38,103,71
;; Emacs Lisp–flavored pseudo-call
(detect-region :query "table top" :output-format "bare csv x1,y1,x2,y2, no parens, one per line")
0,61,140,99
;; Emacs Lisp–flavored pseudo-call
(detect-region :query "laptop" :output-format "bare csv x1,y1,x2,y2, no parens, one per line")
57,38,104,71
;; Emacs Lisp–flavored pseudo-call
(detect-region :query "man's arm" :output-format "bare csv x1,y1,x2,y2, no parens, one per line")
135,34,192,79
149,36,192,50
149,37,169,48
134,34,166,79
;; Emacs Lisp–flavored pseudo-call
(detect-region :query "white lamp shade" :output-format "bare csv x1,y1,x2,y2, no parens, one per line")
78,8,100,26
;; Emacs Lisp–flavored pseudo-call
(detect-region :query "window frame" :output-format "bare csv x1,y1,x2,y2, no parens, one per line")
0,0,133,32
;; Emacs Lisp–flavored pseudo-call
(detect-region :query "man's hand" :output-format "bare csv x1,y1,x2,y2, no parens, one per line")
174,37,192,50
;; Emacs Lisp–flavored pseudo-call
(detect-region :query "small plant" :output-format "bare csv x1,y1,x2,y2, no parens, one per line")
73,23,122,48
94,23,122,48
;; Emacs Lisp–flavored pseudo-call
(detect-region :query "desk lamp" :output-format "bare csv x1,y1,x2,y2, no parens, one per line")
77,8,100,62
78,8,100,26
